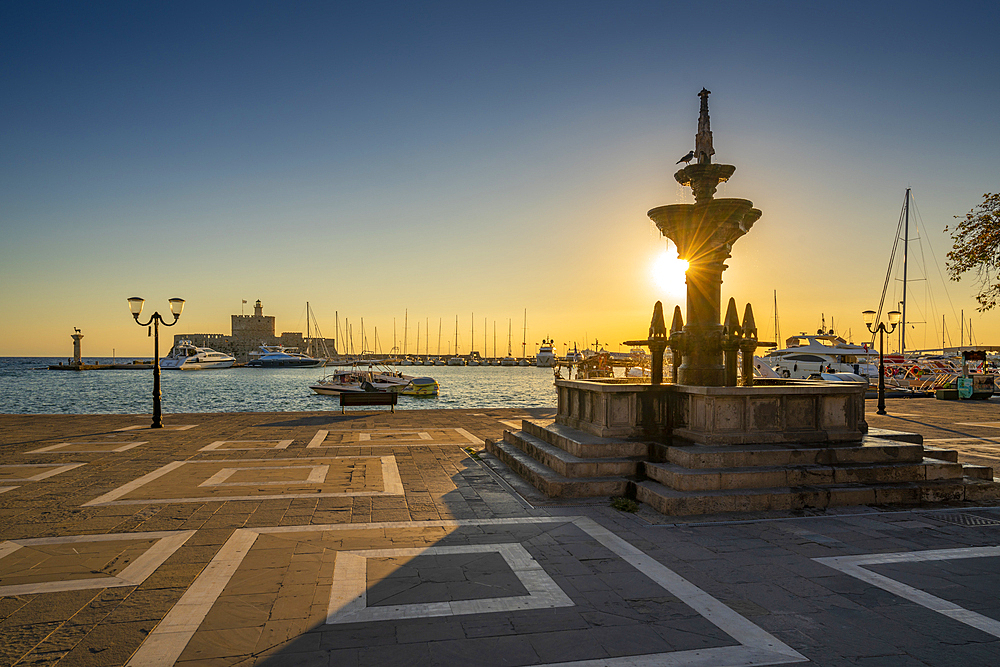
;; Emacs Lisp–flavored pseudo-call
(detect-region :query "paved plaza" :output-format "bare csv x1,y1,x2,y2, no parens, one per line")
1,399,1000,665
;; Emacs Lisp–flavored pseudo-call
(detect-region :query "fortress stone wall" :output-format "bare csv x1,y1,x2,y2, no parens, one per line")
172,300,336,362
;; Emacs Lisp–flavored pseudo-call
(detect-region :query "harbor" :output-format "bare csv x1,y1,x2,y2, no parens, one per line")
4,3,1000,663
1,358,560,415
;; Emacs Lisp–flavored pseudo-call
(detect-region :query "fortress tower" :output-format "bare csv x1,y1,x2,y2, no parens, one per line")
232,299,276,340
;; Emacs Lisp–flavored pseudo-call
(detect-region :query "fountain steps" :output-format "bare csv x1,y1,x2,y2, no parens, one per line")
635,476,1000,517
663,439,927,468
485,420,1000,515
521,421,649,458
502,430,642,478
487,437,629,498
644,457,964,493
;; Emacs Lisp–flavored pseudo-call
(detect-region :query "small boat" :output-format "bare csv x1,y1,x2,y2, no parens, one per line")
161,341,236,370
310,365,412,395
447,356,466,366
247,345,325,368
393,376,440,397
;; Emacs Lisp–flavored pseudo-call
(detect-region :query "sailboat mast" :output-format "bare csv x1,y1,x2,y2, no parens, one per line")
471,313,474,357
438,318,442,356
522,309,527,360
403,310,408,356
901,188,910,356
773,291,780,346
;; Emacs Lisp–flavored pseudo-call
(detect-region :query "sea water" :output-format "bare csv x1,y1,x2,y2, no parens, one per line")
0,358,559,414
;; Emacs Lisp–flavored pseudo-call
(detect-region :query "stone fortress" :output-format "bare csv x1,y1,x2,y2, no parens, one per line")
173,299,337,362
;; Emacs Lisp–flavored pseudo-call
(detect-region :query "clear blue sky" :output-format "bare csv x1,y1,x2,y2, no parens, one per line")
3,1,999,357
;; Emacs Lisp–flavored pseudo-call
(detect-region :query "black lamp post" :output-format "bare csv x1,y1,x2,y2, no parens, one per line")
862,309,901,416
128,297,185,428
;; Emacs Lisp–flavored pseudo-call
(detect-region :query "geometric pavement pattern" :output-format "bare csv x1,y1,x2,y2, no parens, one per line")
129,516,808,666
81,455,404,506
816,546,1000,640
0,531,195,596
5,418,1000,666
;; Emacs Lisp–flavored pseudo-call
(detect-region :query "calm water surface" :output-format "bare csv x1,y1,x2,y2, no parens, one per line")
0,358,558,414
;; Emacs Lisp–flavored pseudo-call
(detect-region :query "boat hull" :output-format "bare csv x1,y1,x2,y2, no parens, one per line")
174,360,235,370
249,359,325,368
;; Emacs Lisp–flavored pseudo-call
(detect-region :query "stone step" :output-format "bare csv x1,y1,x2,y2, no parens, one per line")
665,437,926,469
922,446,960,463
503,430,641,479
634,477,988,517
484,438,629,498
644,457,965,493
867,428,923,445
521,420,649,458
963,464,995,480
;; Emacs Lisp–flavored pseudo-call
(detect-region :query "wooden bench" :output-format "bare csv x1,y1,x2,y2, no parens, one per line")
339,391,398,413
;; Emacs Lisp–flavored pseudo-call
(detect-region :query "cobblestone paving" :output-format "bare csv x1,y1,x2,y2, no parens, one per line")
0,402,999,665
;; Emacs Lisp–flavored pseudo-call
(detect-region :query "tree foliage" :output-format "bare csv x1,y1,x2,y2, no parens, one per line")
946,192,1000,311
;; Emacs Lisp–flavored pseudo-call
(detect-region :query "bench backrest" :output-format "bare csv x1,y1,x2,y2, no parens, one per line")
339,391,398,406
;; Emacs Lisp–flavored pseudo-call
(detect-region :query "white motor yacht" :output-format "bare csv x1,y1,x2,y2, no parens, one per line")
161,341,236,370
247,345,325,368
764,334,878,379
536,339,557,367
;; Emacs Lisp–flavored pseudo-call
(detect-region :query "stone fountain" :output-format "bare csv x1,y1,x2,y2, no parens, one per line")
486,90,1000,515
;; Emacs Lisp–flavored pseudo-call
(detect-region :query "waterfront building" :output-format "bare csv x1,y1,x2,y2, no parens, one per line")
173,300,336,363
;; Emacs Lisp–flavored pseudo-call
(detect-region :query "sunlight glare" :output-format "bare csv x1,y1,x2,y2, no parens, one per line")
652,250,688,299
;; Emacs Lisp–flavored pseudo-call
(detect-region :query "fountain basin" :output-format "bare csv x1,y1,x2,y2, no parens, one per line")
555,378,866,444
647,198,762,259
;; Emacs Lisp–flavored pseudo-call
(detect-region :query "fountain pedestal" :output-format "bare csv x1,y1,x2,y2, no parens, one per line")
485,89,1000,515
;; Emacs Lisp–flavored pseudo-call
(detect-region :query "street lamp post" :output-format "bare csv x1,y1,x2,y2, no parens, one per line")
862,309,901,416
128,297,185,428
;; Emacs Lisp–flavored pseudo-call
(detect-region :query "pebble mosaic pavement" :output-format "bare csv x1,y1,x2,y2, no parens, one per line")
0,399,999,665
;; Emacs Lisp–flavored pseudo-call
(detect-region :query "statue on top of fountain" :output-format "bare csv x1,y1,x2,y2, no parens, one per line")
695,87,714,165
647,89,763,386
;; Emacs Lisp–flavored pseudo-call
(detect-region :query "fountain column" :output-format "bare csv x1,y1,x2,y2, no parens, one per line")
648,89,761,386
